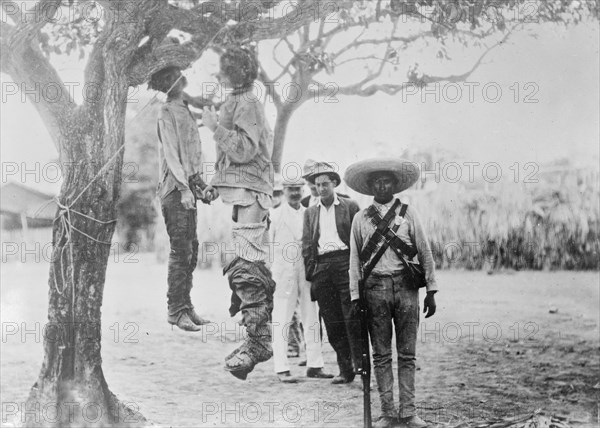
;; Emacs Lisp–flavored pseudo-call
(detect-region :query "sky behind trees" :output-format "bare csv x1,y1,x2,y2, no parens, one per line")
1,20,598,194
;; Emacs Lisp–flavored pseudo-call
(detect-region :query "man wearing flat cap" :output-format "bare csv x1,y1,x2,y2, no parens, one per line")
345,158,438,428
301,161,362,384
270,176,332,383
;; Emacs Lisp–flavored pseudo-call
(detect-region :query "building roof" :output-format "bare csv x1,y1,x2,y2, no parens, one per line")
0,182,57,220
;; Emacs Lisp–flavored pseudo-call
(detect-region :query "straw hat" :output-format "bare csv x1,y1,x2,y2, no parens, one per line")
302,160,341,186
344,158,420,195
302,159,317,178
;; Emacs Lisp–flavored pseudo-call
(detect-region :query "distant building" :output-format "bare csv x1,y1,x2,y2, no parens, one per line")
0,182,56,231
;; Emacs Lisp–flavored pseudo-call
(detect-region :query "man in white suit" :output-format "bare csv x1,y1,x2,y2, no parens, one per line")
270,176,333,382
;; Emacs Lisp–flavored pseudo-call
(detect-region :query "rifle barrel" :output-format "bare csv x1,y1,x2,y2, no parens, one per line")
359,279,372,428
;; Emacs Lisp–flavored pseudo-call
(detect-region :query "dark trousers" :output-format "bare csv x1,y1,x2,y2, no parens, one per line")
366,272,419,419
161,190,198,317
225,257,275,363
311,254,361,376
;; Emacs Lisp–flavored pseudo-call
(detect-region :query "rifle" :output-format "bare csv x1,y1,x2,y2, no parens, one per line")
358,273,373,428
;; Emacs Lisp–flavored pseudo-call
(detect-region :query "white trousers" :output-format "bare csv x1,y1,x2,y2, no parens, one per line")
272,261,324,373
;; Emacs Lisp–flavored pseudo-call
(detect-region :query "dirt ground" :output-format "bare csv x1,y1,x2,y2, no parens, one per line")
1,255,598,427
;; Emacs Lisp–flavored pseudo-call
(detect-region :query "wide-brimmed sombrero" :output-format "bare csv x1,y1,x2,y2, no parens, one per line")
302,160,341,186
344,158,420,195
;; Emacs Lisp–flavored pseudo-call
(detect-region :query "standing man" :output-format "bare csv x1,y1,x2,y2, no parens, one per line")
302,161,362,384
271,177,333,383
345,158,438,428
301,159,349,208
149,66,212,332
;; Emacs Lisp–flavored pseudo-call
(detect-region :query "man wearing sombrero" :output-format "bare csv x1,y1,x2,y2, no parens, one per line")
301,161,362,384
345,158,438,428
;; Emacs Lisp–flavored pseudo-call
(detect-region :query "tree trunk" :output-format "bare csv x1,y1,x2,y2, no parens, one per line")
271,104,297,173
22,105,145,428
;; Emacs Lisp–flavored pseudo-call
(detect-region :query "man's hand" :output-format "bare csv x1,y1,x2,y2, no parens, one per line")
180,189,196,210
183,92,213,110
203,185,219,202
202,106,218,132
423,292,436,318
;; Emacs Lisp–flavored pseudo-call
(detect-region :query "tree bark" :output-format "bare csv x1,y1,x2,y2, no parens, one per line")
22,98,145,427
271,105,297,173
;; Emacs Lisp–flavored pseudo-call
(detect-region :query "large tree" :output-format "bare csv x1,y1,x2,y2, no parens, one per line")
0,0,596,427
0,1,351,426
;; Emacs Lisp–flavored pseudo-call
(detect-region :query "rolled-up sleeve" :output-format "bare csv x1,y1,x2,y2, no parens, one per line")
409,207,438,292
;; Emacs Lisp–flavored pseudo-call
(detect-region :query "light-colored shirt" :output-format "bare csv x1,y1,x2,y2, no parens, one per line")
210,89,274,195
349,198,438,300
156,99,204,199
318,193,348,255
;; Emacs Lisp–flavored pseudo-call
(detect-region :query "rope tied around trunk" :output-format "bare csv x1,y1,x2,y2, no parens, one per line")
51,201,117,328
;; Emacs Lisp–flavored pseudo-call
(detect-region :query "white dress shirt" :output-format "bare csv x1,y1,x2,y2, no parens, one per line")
317,193,348,255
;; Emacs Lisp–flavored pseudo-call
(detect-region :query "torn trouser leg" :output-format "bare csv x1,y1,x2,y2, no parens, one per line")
223,218,275,379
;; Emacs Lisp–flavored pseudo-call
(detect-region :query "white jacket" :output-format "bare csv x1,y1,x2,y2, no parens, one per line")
269,202,307,297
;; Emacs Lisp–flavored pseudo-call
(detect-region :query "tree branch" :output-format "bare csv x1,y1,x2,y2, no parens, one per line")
337,82,412,97
128,0,340,88
1,39,75,154
312,23,520,99
272,57,295,83
157,2,225,37
246,0,354,41
331,32,425,61
419,24,519,85
258,67,283,110
0,22,14,69
268,37,298,81
347,19,398,89
8,0,62,50
335,55,388,67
